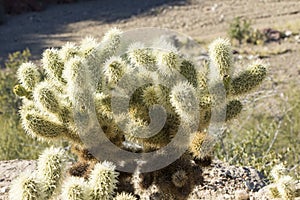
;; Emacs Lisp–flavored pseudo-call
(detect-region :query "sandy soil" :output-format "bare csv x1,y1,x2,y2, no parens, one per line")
0,0,299,90
0,0,299,58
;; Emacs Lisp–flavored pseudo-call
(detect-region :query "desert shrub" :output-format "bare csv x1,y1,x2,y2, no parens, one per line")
0,49,49,160
216,85,300,180
228,17,264,45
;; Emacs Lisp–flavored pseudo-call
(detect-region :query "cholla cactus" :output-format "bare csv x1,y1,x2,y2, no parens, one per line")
268,164,296,200
208,38,233,78
9,172,41,200
61,177,89,200
14,29,267,156
37,147,65,198
9,147,65,200
89,161,119,200
14,28,268,199
114,192,137,200
17,62,41,91
10,148,122,200
171,170,189,188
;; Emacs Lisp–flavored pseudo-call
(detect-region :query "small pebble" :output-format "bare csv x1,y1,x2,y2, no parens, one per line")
285,30,292,37
235,190,249,200
295,35,300,43
0,186,8,194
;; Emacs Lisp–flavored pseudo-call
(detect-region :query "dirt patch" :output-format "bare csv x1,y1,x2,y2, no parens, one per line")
0,0,299,60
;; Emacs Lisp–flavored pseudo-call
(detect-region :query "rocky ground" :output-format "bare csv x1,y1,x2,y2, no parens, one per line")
0,159,282,200
0,160,36,199
0,159,299,199
0,0,300,199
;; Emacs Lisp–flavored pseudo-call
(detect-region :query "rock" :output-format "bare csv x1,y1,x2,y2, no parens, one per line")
235,190,249,200
0,186,8,194
263,28,284,42
295,35,300,43
285,30,293,37
0,159,271,200
0,159,37,200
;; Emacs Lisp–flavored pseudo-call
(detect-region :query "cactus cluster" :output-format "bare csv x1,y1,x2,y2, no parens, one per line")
13,28,267,199
268,164,296,200
10,147,136,200
9,147,65,200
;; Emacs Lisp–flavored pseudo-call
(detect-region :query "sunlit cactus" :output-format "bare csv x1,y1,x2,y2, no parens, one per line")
88,161,119,200
42,48,66,84
189,131,211,159
14,28,267,154
9,147,65,200
13,28,268,199
13,84,31,98
156,50,182,76
127,42,156,71
10,148,122,200
9,172,41,200
20,110,67,140
59,42,79,62
103,56,127,86
33,81,61,114
61,177,89,200
269,164,296,200
208,38,233,78
17,62,41,91
170,81,198,123
114,192,137,200
230,60,267,95
37,147,65,199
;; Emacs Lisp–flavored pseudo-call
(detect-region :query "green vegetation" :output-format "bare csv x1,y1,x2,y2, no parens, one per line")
0,49,49,160
216,85,300,180
214,18,300,182
228,17,264,45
